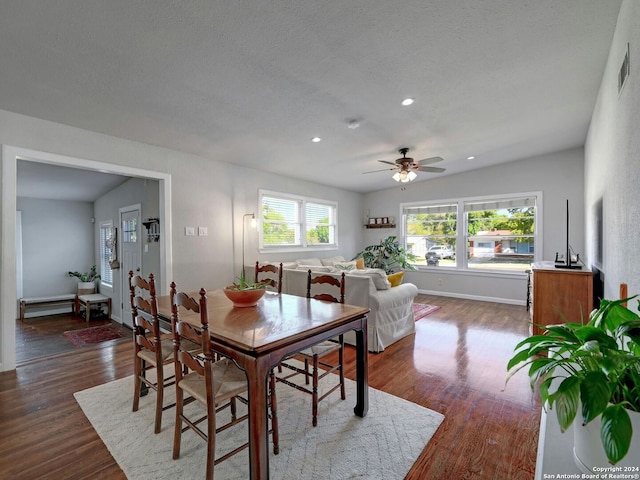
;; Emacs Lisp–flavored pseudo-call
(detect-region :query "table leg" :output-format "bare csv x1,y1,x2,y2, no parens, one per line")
354,321,369,418
245,359,271,480
86,301,91,322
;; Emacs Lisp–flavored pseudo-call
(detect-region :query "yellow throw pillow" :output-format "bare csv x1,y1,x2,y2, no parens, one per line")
355,257,365,270
387,271,404,287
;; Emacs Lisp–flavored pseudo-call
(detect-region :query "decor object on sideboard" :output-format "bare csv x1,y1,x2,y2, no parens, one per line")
362,147,446,183
67,265,101,294
506,296,640,469
352,235,418,274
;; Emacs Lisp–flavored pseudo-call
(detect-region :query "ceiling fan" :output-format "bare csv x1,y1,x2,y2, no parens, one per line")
363,147,445,183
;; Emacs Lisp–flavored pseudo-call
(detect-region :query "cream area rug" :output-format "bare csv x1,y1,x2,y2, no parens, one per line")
75,365,444,480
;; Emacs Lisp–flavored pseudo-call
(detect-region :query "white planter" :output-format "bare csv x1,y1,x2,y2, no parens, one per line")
77,281,96,295
574,407,640,473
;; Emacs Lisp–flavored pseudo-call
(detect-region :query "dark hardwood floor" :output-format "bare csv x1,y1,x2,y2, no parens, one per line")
0,294,540,479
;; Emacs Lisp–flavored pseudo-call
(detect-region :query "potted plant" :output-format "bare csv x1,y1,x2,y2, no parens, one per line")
222,271,270,307
506,296,640,469
352,235,418,274
68,265,101,294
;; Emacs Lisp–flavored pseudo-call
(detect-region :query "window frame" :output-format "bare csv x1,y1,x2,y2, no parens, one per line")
400,191,542,275
99,221,114,287
258,189,338,253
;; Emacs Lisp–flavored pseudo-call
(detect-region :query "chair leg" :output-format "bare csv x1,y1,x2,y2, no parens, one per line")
304,358,310,385
312,355,319,427
205,394,216,480
339,336,346,400
154,366,163,434
173,386,183,460
132,356,142,412
269,371,279,454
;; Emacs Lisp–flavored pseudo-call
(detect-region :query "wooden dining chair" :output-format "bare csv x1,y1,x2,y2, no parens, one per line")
129,271,176,434
255,261,283,293
277,270,346,426
170,283,279,480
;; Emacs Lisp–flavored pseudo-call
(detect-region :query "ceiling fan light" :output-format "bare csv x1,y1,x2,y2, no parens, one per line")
407,171,417,181
399,170,409,181
392,172,401,182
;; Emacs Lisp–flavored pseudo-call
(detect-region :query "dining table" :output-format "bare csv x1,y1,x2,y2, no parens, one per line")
154,289,369,480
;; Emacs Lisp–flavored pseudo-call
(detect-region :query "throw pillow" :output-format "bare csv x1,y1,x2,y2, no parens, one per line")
320,255,346,266
387,271,404,287
349,268,391,290
334,261,356,271
355,257,365,269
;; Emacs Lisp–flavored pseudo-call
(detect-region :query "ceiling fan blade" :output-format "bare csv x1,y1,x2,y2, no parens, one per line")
377,160,398,166
363,167,397,174
417,156,444,166
417,166,446,173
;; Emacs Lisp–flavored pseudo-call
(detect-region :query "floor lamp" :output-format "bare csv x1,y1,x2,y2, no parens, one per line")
242,213,256,278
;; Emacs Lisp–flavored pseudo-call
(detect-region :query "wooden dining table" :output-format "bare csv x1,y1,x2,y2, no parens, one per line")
154,290,369,480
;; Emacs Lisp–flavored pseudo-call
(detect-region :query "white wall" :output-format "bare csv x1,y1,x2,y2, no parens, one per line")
0,109,363,371
585,0,640,299
363,148,585,303
17,197,94,297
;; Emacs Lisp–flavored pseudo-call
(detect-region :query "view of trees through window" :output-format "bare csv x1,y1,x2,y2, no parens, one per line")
404,195,537,272
260,192,336,248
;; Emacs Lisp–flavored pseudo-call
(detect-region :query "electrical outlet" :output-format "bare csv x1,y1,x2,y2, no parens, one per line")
437,278,443,287
185,227,195,236
198,226,208,236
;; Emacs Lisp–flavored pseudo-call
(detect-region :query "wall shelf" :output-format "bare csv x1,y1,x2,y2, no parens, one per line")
364,223,396,229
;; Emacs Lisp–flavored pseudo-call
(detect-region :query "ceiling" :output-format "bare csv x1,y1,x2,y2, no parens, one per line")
1,1,622,195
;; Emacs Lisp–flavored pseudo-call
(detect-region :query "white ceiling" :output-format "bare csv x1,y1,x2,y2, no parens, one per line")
1,1,622,195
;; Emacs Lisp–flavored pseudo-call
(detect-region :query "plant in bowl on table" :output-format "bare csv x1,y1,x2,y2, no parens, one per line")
506,296,640,470
223,272,271,307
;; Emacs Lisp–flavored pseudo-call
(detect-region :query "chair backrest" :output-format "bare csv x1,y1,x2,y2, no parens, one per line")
129,271,161,353
255,262,283,293
306,270,345,304
170,283,210,377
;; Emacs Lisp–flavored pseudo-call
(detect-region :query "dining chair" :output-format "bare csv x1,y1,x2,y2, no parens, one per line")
277,270,346,426
170,283,279,480
129,271,176,434
255,261,283,293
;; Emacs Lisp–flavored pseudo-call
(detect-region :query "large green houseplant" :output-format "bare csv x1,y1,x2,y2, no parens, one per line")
352,235,418,274
506,296,640,465
67,265,101,283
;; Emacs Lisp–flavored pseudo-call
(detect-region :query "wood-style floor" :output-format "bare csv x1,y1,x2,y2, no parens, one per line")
0,295,540,479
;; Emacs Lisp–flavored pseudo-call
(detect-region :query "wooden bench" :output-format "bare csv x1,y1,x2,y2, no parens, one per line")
19,294,77,322
76,294,112,322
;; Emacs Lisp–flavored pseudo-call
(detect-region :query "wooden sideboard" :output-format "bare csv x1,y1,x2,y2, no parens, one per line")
530,262,593,335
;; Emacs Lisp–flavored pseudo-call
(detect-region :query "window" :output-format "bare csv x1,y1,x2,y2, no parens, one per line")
99,222,114,286
259,190,337,251
401,193,539,273
404,203,458,267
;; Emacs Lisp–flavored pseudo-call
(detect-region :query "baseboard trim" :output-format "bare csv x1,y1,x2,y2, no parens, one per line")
417,289,526,306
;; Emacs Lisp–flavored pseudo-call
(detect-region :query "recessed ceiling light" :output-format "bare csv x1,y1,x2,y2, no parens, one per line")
401,98,414,106
311,137,321,143
467,156,475,160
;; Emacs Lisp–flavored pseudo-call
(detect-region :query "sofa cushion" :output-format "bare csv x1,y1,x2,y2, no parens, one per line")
296,265,334,272
387,271,405,287
296,258,323,266
348,268,391,290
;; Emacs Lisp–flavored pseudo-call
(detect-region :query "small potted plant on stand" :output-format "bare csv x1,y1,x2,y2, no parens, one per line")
506,296,640,471
68,265,101,294
222,271,270,308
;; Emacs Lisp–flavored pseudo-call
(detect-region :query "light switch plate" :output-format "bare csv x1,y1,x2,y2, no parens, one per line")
185,227,195,236
198,226,208,236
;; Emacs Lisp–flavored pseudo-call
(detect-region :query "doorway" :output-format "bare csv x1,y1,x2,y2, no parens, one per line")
1,145,173,371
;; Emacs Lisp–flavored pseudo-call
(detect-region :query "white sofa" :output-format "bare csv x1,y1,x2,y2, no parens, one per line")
258,257,418,352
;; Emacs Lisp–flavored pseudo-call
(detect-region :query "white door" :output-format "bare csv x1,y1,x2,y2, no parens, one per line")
120,205,142,328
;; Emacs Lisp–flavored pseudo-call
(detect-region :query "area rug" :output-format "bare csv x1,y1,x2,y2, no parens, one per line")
74,363,444,480
63,324,128,347
413,302,441,321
